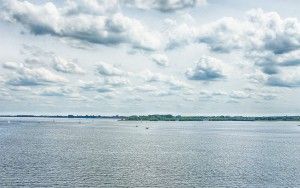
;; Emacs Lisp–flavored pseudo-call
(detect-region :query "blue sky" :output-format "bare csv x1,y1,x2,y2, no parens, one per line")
1,0,300,115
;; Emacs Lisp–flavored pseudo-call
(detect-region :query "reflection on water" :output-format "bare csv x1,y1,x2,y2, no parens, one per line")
0,118,299,187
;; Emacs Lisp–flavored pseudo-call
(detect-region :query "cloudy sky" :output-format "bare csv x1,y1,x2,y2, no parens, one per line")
1,0,300,115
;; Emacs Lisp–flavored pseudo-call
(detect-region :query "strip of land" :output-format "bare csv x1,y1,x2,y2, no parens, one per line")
0,115,123,119
124,115,300,121
1,115,300,121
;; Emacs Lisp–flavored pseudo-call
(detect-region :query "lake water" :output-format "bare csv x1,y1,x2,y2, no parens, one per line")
0,118,299,187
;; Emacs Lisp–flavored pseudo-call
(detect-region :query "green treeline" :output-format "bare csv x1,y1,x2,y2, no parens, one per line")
124,115,300,121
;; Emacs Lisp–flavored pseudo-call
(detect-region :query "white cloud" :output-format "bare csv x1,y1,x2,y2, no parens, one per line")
229,91,250,99
247,9,300,54
38,87,73,97
24,57,42,65
3,62,67,86
96,86,115,93
198,17,245,53
185,56,226,81
1,0,161,51
7,67,67,86
151,53,169,67
79,76,129,95
258,93,277,101
141,69,189,90
165,19,199,50
100,77,130,87
123,95,143,102
275,50,300,67
255,50,300,71
198,90,227,99
134,85,159,92
246,69,268,84
153,90,174,97
53,57,84,74
123,0,206,12
164,9,300,87
96,62,127,76
247,67,300,88
2,61,23,70
94,92,117,100
64,0,118,15
196,9,300,55
266,71,300,87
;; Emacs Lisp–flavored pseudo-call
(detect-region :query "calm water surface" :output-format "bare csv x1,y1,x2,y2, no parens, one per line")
0,118,299,187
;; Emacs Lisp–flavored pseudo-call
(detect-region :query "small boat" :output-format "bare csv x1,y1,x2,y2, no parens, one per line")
145,127,149,129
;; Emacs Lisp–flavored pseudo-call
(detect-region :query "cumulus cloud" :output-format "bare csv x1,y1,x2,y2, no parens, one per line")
199,89,270,102
1,0,161,51
229,91,250,99
80,81,117,94
53,57,84,74
3,61,66,86
247,66,300,88
79,76,129,95
141,70,189,90
198,90,227,99
64,0,118,15
122,0,206,12
6,67,66,86
19,45,86,74
258,93,277,101
80,80,114,92
165,14,242,50
96,86,115,93
164,9,300,86
247,70,268,84
134,85,159,92
2,61,22,70
197,9,300,55
248,9,300,55
38,86,88,101
204,9,300,82
198,17,245,53
123,95,143,102
185,56,225,81
165,17,199,50
275,50,300,67
260,65,279,75
151,53,169,67
39,87,73,97
255,50,300,72
266,73,300,87
153,90,174,97
100,77,130,87
21,44,54,57
96,62,127,76
94,92,117,100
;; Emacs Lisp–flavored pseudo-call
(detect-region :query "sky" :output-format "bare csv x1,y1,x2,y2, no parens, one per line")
1,0,300,115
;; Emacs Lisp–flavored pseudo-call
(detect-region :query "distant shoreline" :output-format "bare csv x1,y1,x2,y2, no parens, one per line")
123,115,300,121
1,115,300,121
0,115,123,119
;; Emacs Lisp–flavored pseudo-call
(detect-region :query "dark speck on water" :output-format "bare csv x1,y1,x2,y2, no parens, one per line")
0,118,299,187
